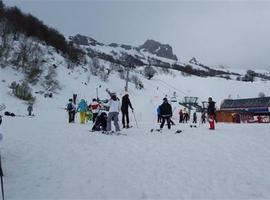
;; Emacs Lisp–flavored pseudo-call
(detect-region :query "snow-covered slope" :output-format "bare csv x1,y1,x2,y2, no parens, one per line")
1,53,270,199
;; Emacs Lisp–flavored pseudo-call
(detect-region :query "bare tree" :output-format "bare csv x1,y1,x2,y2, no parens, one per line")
144,66,157,80
258,92,265,98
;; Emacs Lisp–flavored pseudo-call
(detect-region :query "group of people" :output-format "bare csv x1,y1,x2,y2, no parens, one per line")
66,90,134,133
156,97,216,130
178,108,190,123
67,92,217,132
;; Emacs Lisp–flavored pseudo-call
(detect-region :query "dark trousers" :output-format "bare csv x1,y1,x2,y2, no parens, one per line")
28,111,32,116
160,117,171,129
68,111,75,123
158,115,162,123
93,113,98,123
122,111,129,126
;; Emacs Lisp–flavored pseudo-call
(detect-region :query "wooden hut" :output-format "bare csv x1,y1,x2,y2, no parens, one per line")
217,97,270,123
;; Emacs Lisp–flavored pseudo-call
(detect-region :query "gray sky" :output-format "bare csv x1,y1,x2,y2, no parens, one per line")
4,0,270,69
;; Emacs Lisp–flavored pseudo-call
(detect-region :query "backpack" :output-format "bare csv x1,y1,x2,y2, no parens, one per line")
67,103,73,111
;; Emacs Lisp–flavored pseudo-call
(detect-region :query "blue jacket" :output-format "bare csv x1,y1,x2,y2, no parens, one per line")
77,100,88,112
157,106,161,115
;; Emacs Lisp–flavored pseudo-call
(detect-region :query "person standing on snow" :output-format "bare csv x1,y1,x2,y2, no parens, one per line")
201,111,206,124
207,97,216,129
76,99,88,124
193,112,197,124
27,104,33,116
67,99,76,123
106,89,121,132
121,93,134,128
179,109,183,123
159,97,173,130
89,98,102,123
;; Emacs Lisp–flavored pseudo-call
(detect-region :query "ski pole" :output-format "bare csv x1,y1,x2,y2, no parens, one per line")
132,111,139,128
0,154,4,200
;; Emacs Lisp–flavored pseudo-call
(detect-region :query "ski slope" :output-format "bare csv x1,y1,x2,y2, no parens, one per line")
1,64,270,199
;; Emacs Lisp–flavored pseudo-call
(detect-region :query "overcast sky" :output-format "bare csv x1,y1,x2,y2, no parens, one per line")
4,0,270,69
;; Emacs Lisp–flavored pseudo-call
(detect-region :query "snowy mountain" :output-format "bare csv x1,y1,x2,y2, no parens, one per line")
68,34,270,82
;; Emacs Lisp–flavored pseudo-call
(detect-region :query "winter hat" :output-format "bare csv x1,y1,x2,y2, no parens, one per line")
163,97,168,102
69,99,72,102
124,91,129,96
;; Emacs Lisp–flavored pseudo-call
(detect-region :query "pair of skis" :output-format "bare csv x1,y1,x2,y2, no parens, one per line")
150,129,183,134
90,130,127,136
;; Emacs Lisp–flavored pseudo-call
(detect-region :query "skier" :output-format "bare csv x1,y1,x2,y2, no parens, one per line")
192,112,197,124
159,97,173,130
27,104,33,116
157,105,161,123
106,89,120,133
201,111,206,124
179,109,183,123
89,98,102,123
67,99,76,123
207,97,216,130
76,99,88,124
121,92,134,128
92,112,107,131
183,108,189,123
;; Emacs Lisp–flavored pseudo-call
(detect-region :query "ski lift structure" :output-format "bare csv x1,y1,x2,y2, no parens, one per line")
170,91,178,102
179,96,203,116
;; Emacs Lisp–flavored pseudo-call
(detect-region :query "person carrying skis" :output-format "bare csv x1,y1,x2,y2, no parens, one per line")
27,104,33,116
73,93,77,105
106,89,120,132
159,97,173,130
89,98,102,123
76,99,88,124
207,97,216,129
67,98,76,123
121,92,134,128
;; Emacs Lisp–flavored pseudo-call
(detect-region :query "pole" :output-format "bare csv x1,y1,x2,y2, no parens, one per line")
132,111,139,128
0,155,4,200
96,87,98,100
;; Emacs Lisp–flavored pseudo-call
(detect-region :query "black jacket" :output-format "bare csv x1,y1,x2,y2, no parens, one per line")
207,101,216,115
121,95,133,112
159,102,172,117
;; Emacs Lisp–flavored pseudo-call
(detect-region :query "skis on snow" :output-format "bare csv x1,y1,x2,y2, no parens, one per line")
90,130,127,136
150,129,183,134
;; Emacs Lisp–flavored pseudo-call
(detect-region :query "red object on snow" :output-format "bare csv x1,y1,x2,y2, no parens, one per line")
209,115,215,130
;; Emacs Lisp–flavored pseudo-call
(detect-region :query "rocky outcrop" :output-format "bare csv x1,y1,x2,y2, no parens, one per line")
139,39,178,61
69,34,104,46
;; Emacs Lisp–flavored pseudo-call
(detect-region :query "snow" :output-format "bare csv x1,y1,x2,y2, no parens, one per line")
2,116,270,199
1,50,270,199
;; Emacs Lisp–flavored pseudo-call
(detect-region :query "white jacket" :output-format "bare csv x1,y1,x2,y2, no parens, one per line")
109,99,120,112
